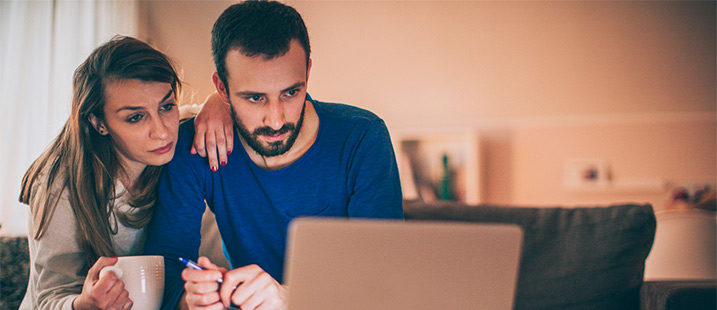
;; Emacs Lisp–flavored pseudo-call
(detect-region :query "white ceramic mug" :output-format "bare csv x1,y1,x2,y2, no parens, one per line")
99,255,164,309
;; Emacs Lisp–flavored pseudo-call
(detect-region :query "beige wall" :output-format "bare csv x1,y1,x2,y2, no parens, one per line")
494,115,715,207
138,0,716,210
138,0,229,103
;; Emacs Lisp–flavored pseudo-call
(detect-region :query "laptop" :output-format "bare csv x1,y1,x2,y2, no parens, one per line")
284,218,523,310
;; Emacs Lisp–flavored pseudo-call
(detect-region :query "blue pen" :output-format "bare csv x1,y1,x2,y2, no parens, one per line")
179,257,224,283
179,257,241,309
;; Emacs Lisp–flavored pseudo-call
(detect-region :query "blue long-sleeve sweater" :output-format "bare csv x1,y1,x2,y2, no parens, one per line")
144,96,403,308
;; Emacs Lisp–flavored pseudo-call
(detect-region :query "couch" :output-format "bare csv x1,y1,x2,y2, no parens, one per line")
403,201,715,310
0,235,29,309
2,202,715,309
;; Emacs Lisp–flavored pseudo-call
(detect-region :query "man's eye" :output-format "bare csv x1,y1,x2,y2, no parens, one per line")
248,95,263,102
160,103,175,112
127,113,144,123
287,89,298,96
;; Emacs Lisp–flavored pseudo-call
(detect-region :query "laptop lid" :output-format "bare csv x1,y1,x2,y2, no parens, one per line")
284,218,523,310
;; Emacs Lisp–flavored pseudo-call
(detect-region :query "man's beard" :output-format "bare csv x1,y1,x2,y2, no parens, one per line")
230,101,306,157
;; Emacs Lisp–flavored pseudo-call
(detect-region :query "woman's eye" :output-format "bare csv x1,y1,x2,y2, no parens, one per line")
160,103,175,112
127,113,144,123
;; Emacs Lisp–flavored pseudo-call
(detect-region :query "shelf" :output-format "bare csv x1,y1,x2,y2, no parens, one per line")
565,179,667,194
391,129,482,204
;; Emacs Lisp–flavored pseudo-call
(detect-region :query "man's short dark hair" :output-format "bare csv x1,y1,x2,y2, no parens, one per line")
212,0,311,89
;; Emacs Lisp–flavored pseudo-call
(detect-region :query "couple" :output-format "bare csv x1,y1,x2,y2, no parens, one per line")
20,1,403,310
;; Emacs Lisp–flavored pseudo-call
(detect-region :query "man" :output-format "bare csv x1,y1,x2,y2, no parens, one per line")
143,1,403,310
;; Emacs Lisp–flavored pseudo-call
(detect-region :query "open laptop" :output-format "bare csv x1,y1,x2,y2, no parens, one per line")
284,218,523,310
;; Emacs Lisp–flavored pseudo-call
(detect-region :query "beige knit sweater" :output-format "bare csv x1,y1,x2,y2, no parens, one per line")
20,177,145,310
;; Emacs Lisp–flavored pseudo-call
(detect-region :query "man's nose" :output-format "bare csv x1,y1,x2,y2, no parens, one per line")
264,100,285,130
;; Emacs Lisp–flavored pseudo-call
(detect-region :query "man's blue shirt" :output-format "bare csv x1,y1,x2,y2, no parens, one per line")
144,96,403,308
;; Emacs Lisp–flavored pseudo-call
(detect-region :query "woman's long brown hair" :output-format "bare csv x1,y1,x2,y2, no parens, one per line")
19,36,181,266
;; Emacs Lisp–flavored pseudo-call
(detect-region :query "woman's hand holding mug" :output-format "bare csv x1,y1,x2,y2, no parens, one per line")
73,256,133,310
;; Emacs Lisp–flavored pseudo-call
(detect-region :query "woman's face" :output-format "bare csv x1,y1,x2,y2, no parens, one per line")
98,79,179,174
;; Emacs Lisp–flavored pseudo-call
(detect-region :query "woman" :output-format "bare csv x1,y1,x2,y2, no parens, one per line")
18,36,229,309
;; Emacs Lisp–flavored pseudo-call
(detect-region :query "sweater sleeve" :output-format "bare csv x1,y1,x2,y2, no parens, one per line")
24,190,85,310
346,118,404,219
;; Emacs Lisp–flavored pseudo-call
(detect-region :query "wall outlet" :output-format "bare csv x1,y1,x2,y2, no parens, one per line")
564,159,611,188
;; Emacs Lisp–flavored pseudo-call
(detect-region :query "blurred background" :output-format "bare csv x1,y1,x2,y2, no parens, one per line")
0,0,714,235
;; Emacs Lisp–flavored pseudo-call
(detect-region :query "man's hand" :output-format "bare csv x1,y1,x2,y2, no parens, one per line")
73,256,133,310
219,264,288,310
180,256,227,310
192,92,234,172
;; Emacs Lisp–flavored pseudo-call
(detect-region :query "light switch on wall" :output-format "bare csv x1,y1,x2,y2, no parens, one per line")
564,159,611,189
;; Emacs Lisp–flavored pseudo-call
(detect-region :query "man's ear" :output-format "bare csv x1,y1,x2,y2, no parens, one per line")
88,114,108,135
212,72,230,104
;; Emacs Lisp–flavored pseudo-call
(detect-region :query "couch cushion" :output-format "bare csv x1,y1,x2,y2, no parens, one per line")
404,202,656,310
641,280,717,310
0,235,30,309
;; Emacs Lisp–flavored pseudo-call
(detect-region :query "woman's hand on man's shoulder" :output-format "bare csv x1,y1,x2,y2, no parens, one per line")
191,92,234,172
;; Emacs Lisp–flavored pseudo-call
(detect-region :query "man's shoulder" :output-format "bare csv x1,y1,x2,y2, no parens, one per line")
170,118,202,166
313,99,386,131
178,117,197,142
311,99,393,155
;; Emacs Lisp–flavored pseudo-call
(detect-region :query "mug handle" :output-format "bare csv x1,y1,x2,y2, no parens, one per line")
99,265,123,280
